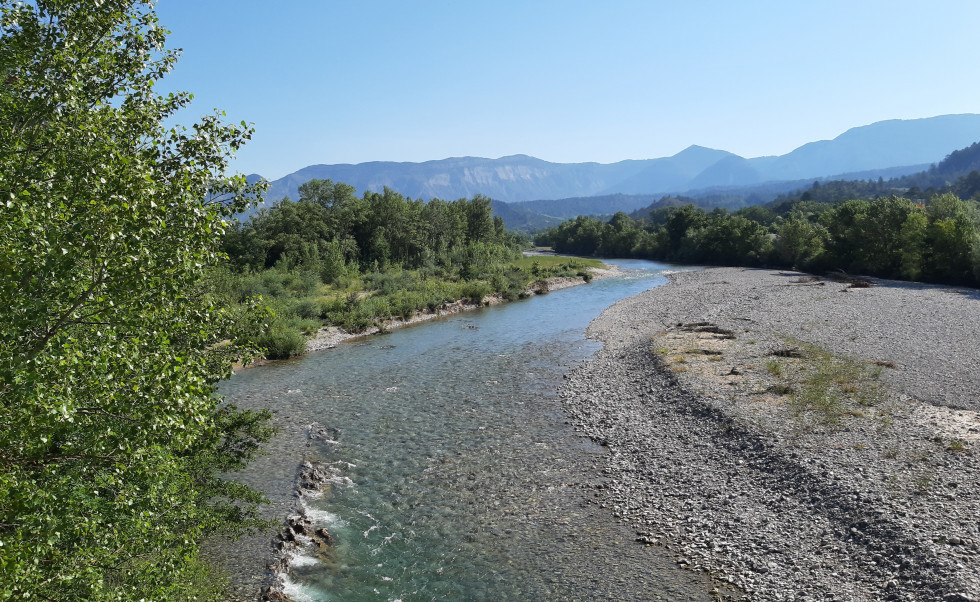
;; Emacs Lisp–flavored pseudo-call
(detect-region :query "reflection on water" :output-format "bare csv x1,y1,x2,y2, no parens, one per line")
220,261,713,601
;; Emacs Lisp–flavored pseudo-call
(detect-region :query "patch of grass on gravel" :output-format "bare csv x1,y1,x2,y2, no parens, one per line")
770,340,885,425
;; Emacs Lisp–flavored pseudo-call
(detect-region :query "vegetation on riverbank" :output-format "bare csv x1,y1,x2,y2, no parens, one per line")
214,186,600,358
537,191,980,287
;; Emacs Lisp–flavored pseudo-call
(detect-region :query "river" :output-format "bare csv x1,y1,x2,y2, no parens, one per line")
217,259,715,601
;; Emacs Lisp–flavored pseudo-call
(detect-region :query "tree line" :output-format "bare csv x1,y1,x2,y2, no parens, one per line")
211,182,602,358
221,181,521,280
537,193,980,287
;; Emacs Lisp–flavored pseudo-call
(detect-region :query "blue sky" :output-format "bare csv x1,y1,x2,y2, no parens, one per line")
155,1,980,179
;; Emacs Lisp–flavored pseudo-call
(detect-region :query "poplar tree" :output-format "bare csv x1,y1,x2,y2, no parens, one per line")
1,1,270,598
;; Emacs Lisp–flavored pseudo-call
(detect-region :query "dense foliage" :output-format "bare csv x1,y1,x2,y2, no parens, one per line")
0,2,272,599
216,181,598,358
538,193,980,287
224,182,518,276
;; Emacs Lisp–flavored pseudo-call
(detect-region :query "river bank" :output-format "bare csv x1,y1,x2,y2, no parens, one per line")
301,264,621,353
213,262,635,600
560,267,980,601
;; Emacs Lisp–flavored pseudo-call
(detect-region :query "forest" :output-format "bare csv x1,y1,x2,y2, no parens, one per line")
213,181,598,358
537,191,980,287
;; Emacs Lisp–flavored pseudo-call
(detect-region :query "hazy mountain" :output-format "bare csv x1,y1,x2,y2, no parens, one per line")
263,155,649,206
595,145,739,194
488,200,564,231
251,114,980,217
760,114,980,181
509,193,664,219
522,162,931,223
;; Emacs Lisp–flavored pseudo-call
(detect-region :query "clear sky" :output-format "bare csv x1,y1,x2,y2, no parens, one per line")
155,0,980,180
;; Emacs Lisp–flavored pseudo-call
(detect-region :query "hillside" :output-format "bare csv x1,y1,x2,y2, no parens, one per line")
762,140,980,209
252,115,980,212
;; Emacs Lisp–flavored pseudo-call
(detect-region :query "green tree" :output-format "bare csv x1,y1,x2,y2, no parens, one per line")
0,1,270,599
773,212,827,268
462,194,496,243
663,205,707,260
821,199,870,271
856,196,921,277
421,197,466,254
924,193,979,284
703,214,771,265
897,211,928,281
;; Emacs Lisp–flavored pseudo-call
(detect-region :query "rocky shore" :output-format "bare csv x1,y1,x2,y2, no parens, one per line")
560,267,980,601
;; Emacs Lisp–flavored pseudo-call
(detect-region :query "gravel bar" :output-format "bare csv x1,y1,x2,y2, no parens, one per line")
559,267,980,602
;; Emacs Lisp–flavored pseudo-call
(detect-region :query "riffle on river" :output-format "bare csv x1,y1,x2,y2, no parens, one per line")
217,259,715,601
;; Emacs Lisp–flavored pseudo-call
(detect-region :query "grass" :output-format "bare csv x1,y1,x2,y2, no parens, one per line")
912,474,933,495
763,339,886,425
509,255,603,272
682,348,723,356
947,438,969,453
766,359,784,377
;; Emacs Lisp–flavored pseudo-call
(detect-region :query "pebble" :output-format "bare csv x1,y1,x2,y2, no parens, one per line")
560,267,980,602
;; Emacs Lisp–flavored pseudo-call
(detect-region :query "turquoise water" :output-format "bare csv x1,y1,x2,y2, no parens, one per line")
220,260,713,601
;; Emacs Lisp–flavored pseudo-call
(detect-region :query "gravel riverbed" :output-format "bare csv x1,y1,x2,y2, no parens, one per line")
560,267,980,602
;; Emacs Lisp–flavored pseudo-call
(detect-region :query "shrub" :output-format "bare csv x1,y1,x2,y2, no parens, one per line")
319,296,346,317
360,296,393,321
291,298,322,320
256,321,308,359
460,281,492,303
364,269,416,295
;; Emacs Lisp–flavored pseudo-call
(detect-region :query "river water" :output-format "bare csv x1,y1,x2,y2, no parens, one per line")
218,259,715,601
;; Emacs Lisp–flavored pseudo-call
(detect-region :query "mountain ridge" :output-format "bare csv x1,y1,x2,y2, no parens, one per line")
253,114,980,212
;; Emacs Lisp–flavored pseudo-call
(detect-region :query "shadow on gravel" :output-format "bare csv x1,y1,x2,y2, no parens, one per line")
643,346,963,602
768,269,980,301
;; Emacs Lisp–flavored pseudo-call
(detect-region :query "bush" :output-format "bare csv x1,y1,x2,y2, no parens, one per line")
364,269,416,295
319,296,346,317
460,281,492,303
389,291,427,320
255,321,307,359
360,296,393,321
291,298,322,320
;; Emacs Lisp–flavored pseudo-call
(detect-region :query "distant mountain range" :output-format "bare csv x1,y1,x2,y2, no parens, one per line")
249,114,980,220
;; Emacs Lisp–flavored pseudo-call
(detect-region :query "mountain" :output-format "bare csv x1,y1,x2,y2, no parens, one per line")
594,145,739,194
251,114,980,215
754,140,980,211
761,114,980,181
488,200,564,231
263,155,648,206
522,162,934,223
509,193,664,219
